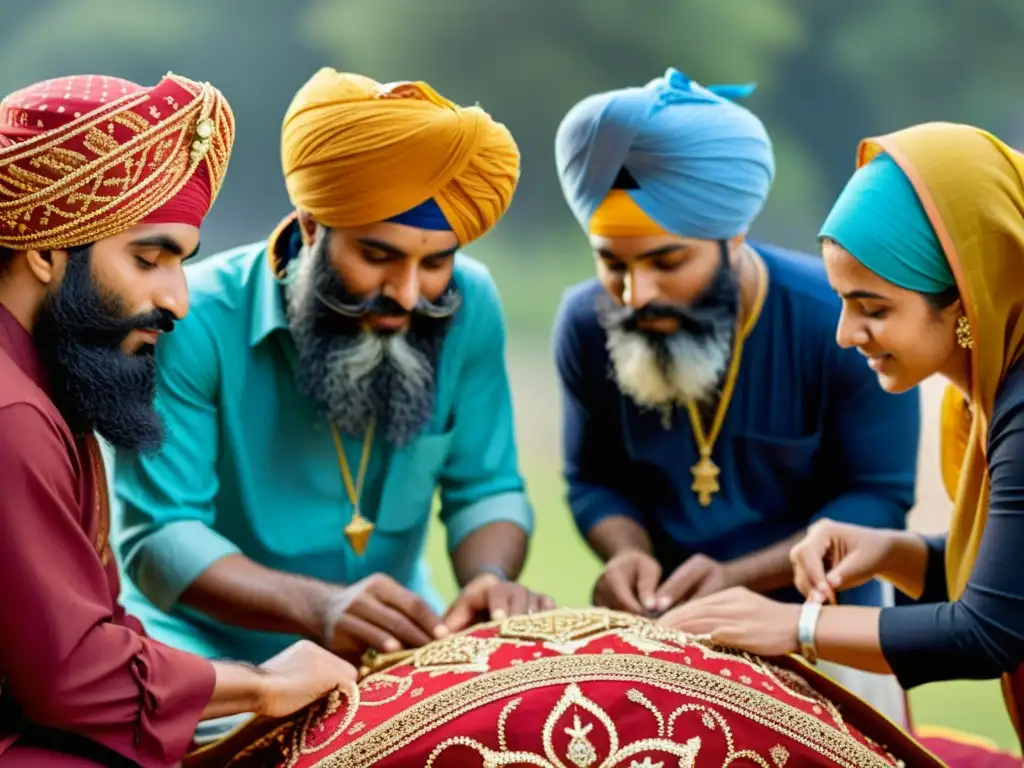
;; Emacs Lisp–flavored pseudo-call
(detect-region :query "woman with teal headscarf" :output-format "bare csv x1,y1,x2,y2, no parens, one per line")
660,120,1024,762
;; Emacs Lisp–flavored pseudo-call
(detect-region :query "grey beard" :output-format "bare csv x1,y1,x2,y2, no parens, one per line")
284,235,445,445
604,325,732,409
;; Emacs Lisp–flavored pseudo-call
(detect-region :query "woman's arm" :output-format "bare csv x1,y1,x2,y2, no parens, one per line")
815,387,1024,686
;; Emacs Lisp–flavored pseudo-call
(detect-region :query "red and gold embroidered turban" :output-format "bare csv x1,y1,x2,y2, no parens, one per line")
185,608,943,768
0,72,234,251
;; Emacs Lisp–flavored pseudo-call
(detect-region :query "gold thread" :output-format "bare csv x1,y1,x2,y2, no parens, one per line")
0,76,234,250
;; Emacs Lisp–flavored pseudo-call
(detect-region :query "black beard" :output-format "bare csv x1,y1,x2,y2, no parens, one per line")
32,246,177,451
285,232,458,446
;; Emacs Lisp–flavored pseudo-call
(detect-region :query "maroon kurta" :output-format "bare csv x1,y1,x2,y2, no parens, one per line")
0,306,216,767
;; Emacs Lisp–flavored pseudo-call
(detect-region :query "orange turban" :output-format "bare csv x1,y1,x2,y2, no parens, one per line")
0,73,235,251
280,68,520,245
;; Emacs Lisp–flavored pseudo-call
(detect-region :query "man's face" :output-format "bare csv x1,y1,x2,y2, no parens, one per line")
589,233,740,408
285,217,462,445
31,222,197,451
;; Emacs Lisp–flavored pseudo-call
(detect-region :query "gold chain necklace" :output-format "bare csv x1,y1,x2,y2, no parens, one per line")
331,420,376,555
686,249,768,507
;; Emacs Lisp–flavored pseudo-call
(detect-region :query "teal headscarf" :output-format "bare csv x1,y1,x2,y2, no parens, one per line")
819,152,954,293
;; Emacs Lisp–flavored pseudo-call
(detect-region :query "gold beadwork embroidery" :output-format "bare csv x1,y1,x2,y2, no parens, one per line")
412,634,533,676
307,653,897,767
0,73,234,251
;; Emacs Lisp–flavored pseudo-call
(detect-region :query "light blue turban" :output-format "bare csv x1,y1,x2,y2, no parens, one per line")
554,67,776,240
819,152,953,293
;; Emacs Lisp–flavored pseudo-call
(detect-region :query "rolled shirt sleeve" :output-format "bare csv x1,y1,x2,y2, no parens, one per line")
437,267,533,550
0,404,215,767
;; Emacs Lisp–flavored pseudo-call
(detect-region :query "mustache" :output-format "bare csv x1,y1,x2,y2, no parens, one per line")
605,301,722,337
61,304,177,347
313,282,461,321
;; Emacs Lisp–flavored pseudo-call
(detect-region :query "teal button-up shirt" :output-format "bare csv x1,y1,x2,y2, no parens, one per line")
111,235,533,663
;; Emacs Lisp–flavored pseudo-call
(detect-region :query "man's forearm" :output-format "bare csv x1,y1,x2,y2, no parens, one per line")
450,521,527,587
179,554,334,642
586,516,653,562
724,531,805,594
203,661,268,720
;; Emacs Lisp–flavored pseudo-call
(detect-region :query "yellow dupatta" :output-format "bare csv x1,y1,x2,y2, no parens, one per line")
855,122,1024,733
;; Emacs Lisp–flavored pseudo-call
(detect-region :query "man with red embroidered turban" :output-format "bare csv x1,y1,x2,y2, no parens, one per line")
0,74,357,767
110,68,550,707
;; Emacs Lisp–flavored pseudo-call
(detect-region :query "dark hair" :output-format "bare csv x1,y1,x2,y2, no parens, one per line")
819,235,960,313
922,284,960,311
0,246,13,276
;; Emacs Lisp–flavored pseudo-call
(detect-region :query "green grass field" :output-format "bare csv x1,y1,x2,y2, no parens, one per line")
422,462,1021,753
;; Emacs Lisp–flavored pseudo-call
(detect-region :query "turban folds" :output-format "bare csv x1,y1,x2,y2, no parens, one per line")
820,152,952,294
556,67,775,241
0,73,234,251
280,68,520,245
184,608,941,768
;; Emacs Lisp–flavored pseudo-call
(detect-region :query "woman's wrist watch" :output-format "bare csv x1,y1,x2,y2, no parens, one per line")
797,600,823,664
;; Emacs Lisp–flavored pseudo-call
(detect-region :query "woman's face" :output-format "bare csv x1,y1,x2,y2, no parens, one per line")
822,240,962,393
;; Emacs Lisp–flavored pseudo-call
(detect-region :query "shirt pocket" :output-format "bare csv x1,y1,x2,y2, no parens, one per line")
731,430,823,518
374,428,455,534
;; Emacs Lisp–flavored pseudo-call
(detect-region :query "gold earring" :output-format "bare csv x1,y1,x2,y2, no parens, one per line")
956,315,974,350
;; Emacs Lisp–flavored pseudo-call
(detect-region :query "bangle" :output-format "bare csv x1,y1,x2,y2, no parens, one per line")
468,565,509,583
797,601,823,664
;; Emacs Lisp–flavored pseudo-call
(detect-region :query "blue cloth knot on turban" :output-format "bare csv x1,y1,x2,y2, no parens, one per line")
554,67,776,240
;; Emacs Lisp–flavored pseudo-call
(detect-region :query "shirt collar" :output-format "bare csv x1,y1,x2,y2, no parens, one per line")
249,213,299,348
0,302,47,389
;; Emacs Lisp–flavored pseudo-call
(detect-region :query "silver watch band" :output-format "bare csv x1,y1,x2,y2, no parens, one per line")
797,600,823,664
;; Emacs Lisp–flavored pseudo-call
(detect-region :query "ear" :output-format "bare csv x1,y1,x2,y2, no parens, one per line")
23,249,59,285
296,209,320,247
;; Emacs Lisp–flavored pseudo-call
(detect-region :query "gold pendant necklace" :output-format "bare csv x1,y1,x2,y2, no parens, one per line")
686,248,768,507
331,420,376,555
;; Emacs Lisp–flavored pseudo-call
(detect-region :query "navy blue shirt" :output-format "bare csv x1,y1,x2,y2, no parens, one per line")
881,359,1024,686
553,241,921,606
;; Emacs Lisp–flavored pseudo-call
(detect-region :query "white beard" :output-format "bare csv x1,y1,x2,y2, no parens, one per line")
606,326,731,409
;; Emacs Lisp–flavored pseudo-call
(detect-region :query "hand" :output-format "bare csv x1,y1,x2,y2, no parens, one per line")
657,586,801,657
256,640,358,719
592,550,662,615
654,554,738,613
444,574,556,633
319,574,446,655
790,520,895,604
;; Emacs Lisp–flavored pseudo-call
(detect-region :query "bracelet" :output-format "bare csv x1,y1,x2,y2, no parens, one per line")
469,565,509,583
797,600,823,665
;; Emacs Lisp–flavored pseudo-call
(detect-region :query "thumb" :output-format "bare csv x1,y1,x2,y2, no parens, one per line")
825,549,871,591
634,557,662,613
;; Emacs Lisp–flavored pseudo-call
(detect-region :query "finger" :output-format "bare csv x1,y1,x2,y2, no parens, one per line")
825,551,870,593
350,598,434,649
530,592,555,614
487,585,518,621
378,580,447,638
606,570,645,614
442,593,480,633
634,559,662,613
334,613,401,654
790,536,833,602
655,562,704,612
